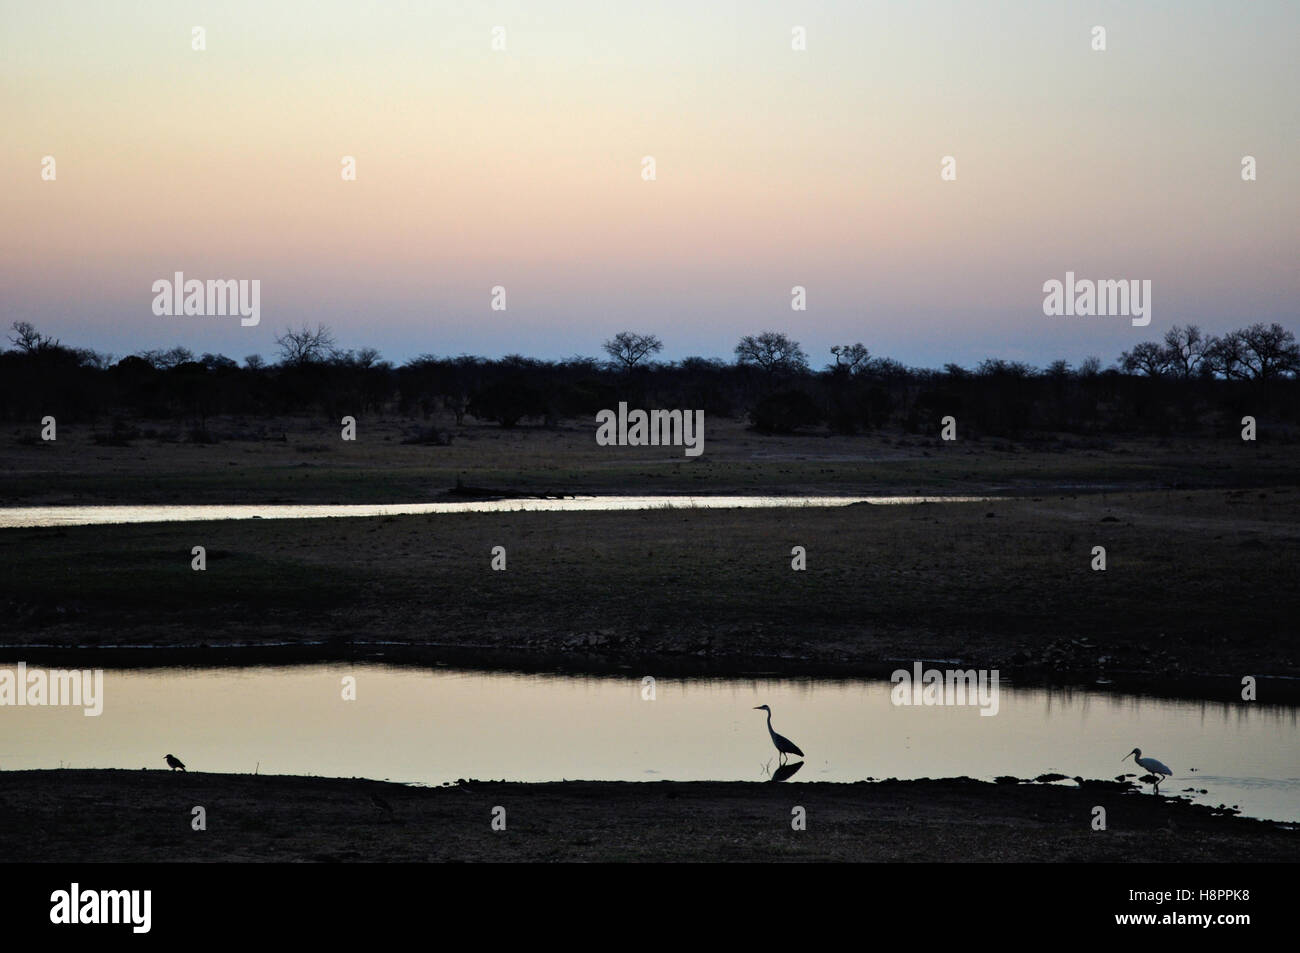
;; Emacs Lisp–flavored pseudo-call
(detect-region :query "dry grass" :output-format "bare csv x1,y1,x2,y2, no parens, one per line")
3,414,1297,503
3,488,1296,684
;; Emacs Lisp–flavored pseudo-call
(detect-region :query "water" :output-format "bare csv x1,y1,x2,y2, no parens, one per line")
2,662,1295,822
0,495,993,529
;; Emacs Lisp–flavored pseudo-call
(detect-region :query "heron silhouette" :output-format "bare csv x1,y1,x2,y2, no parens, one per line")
1122,747,1171,791
164,753,186,772
754,705,804,763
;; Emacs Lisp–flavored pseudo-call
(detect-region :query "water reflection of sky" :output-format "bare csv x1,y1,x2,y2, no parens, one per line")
1,663,1295,822
0,496,994,528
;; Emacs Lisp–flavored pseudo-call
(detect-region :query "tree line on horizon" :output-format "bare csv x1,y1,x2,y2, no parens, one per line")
2,320,1297,439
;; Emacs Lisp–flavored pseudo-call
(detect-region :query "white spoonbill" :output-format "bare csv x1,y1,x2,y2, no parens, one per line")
1122,747,1171,789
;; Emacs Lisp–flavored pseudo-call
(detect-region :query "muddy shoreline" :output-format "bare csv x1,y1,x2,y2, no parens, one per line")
5,430,1297,704
2,770,1293,863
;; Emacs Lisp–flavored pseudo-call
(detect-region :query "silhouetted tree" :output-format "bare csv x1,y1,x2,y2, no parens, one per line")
1120,341,1169,377
9,321,57,353
1236,323,1300,381
829,343,872,374
1162,325,1208,379
602,332,663,372
138,346,195,370
3,320,1296,434
1078,356,1103,377
735,332,809,375
275,324,337,366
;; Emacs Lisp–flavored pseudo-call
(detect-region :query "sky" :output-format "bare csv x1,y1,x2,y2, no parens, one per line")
2,0,1297,370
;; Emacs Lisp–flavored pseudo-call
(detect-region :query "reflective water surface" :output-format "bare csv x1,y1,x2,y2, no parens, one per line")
2,663,1295,822
0,495,993,528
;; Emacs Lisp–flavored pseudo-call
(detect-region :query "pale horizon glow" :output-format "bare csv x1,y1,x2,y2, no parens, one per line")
2,0,1297,369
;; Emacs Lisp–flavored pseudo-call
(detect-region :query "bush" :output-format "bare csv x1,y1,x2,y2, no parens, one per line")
749,389,822,433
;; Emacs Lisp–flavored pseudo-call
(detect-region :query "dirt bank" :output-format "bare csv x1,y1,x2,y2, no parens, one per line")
3,488,1297,696
1,770,1293,862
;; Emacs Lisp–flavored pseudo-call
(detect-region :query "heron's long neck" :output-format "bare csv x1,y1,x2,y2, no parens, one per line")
766,710,774,730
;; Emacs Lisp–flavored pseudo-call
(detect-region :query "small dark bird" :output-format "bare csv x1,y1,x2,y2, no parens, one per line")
164,753,187,772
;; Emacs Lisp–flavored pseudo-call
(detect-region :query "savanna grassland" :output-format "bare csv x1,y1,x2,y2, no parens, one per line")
2,413,1296,504
2,416,1296,692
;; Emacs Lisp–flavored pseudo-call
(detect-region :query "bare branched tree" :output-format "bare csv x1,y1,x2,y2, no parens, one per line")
1204,330,1248,380
8,321,57,353
735,331,809,374
830,343,872,374
75,348,115,370
353,347,382,369
602,332,663,372
1119,341,1170,377
1162,324,1208,378
275,323,338,366
140,346,196,370
1237,322,1300,381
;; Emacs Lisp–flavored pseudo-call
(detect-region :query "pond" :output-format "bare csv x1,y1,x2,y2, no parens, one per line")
2,662,1295,822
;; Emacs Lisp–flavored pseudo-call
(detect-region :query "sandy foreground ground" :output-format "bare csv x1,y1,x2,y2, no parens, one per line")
1,769,1294,862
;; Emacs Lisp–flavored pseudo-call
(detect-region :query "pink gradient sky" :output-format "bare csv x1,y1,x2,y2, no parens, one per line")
2,0,1296,368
